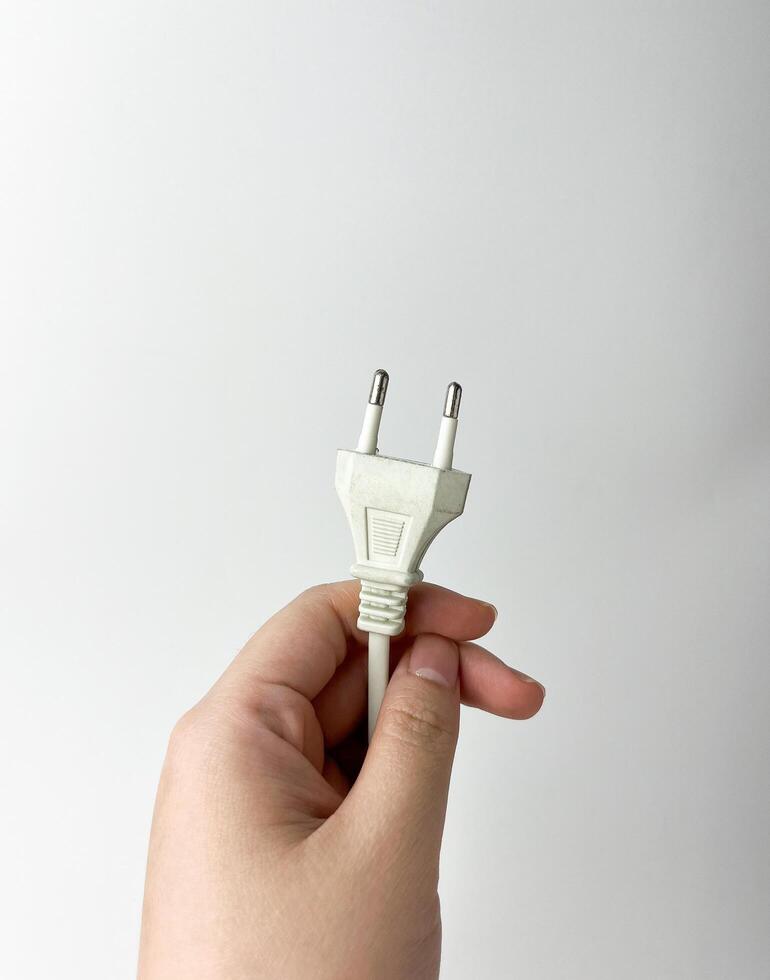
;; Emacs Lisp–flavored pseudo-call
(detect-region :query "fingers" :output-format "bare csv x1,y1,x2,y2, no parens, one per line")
322,757,351,798
405,583,496,643
459,642,546,719
338,635,461,865
314,640,545,747
218,580,496,706
312,651,368,746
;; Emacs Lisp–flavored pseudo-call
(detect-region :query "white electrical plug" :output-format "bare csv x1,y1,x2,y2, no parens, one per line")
336,370,471,739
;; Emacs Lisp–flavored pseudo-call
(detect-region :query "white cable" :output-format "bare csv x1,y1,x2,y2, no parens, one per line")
367,632,390,740
336,370,471,742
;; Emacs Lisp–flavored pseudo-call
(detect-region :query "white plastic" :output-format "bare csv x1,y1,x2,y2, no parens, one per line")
356,403,383,454
367,632,390,739
336,450,471,636
432,416,458,469
338,374,471,740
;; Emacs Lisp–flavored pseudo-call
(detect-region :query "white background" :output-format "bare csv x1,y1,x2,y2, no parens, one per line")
1,3,768,977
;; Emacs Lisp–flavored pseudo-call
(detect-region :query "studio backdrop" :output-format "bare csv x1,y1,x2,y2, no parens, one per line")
1,2,768,978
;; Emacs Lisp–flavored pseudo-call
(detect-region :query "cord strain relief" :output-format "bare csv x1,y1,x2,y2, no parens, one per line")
350,565,424,636
357,579,408,635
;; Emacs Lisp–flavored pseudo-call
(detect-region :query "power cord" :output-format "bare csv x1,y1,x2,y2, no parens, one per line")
336,370,471,739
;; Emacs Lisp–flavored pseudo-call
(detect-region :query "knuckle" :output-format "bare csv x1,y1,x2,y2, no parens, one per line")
259,685,309,751
168,706,206,749
166,707,217,768
292,583,338,626
166,702,244,776
381,699,456,753
298,582,333,606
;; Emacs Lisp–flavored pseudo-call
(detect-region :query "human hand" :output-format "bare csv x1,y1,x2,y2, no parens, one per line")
138,581,545,979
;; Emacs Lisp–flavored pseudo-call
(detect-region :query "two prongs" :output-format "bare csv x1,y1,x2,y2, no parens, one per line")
355,369,462,470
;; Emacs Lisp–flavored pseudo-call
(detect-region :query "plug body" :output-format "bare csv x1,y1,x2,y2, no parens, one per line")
336,450,470,636
337,371,470,738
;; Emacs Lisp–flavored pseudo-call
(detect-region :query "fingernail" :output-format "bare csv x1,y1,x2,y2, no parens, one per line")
409,635,459,688
511,666,546,697
483,602,498,622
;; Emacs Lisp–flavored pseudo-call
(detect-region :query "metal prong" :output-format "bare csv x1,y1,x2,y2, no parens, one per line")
369,369,389,406
443,381,462,419
433,382,462,469
357,369,389,453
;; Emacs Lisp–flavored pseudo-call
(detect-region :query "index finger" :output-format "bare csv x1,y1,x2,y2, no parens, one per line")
218,580,497,704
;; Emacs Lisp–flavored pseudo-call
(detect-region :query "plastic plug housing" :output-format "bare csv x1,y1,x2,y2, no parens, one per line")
336,371,471,637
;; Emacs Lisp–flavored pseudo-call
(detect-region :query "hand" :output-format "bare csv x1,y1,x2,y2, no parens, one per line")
138,581,545,979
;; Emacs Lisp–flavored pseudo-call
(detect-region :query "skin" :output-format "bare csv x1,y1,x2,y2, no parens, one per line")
138,581,545,979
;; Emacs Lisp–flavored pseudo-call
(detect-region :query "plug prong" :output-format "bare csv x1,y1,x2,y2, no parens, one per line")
432,381,462,469
443,381,462,419
369,368,389,407
356,369,389,453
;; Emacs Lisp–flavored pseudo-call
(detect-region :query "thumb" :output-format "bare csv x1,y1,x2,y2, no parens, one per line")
344,634,460,863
